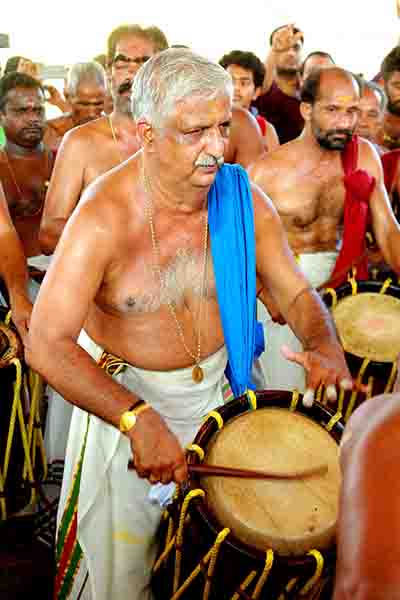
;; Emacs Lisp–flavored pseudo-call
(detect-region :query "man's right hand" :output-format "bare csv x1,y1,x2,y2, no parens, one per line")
128,407,187,485
10,294,33,344
272,24,304,53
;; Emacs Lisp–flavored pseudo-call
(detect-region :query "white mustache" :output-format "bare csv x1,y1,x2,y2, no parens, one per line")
195,155,224,168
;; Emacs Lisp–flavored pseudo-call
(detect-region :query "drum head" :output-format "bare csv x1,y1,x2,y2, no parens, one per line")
332,292,400,362
202,408,340,557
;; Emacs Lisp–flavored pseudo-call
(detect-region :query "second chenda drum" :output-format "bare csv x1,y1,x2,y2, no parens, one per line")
322,277,400,421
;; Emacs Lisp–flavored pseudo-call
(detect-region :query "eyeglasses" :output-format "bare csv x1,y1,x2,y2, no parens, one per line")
112,54,151,69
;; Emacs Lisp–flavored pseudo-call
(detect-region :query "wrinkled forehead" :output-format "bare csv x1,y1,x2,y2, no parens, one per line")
74,81,106,99
5,87,45,108
170,92,232,128
115,35,155,59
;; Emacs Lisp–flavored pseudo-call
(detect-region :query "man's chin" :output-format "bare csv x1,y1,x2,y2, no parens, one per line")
277,66,299,77
318,137,350,151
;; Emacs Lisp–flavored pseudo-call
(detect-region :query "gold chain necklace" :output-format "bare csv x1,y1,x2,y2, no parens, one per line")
142,164,209,383
2,148,50,215
109,115,125,163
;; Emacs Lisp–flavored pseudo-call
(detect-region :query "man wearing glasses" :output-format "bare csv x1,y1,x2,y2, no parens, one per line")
40,24,167,254
36,24,167,470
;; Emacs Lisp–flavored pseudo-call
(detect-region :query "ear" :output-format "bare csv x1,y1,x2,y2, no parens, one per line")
300,101,312,122
136,119,154,148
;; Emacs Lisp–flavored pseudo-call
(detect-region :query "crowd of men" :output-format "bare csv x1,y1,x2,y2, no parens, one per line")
1,21,400,600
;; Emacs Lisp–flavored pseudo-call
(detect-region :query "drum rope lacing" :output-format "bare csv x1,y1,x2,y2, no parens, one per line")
0,356,47,519
154,390,339,599
322,275,399,422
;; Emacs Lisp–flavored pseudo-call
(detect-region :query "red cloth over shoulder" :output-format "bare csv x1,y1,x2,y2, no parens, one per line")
326,136,375,287
255,115,267,137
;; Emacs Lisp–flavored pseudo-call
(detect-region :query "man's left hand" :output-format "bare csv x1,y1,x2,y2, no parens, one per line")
281,342,356,406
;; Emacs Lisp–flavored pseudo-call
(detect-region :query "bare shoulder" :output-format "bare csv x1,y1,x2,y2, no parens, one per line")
231,105,255,129
72,153,141,229
250,180,280,223
248,140,298,188
46,114,72,136
61,116,110,150
358,137,384,179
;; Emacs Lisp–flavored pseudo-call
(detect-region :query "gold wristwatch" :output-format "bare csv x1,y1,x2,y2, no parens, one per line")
119,401,149,434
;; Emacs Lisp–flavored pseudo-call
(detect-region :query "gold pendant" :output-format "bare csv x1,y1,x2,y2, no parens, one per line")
192,365,204,383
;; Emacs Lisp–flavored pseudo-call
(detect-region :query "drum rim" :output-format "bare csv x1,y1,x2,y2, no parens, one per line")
184,390,343,568
322,279,400,368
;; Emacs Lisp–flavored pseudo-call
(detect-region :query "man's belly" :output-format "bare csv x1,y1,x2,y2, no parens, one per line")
85,304,225,371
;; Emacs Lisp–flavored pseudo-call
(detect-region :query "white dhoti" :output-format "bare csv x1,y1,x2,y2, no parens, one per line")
254,252,338,393
56,331,228,600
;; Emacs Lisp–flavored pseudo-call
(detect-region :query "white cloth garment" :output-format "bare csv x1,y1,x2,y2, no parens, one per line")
57,330,228,600
254,252,338,393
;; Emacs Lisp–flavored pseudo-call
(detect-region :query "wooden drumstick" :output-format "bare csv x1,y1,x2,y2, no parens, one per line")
127,460,328,480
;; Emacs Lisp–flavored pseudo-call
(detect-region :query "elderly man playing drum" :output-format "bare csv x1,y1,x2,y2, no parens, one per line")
27,49,352,600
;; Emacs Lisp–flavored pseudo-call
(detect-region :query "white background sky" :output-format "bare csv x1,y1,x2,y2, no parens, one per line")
1,0,399,80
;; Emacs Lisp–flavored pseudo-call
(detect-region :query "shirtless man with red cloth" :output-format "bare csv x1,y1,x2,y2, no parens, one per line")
249,67,400,393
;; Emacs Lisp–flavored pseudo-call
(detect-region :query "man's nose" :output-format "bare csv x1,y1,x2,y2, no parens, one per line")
204,126,226,157
337,112,354,128
127,61,140,77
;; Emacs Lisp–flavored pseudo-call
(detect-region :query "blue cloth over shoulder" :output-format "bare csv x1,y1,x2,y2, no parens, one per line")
208,163,264,398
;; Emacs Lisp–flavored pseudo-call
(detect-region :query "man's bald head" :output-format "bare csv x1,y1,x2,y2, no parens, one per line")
301,67,361,151
301,67,361,105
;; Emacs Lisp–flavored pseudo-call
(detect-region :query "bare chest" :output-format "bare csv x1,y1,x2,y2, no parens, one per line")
0,160,48,219
98,236,218,317
274,171,346,229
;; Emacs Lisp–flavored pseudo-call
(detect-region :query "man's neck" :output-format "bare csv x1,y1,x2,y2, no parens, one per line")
144,158,210,216
110,109,137,135
275,72,299,97
4,139,45,157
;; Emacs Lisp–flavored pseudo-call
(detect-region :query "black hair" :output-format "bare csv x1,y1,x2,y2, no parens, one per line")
301,67,361,104
300,51,335,76
382,46,400,82
107,24,168,64
0,72,44,112
219,50,265,89
4,56,23,74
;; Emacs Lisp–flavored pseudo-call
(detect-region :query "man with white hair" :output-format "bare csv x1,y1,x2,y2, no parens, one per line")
27,48,352,600
44,61,107,151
